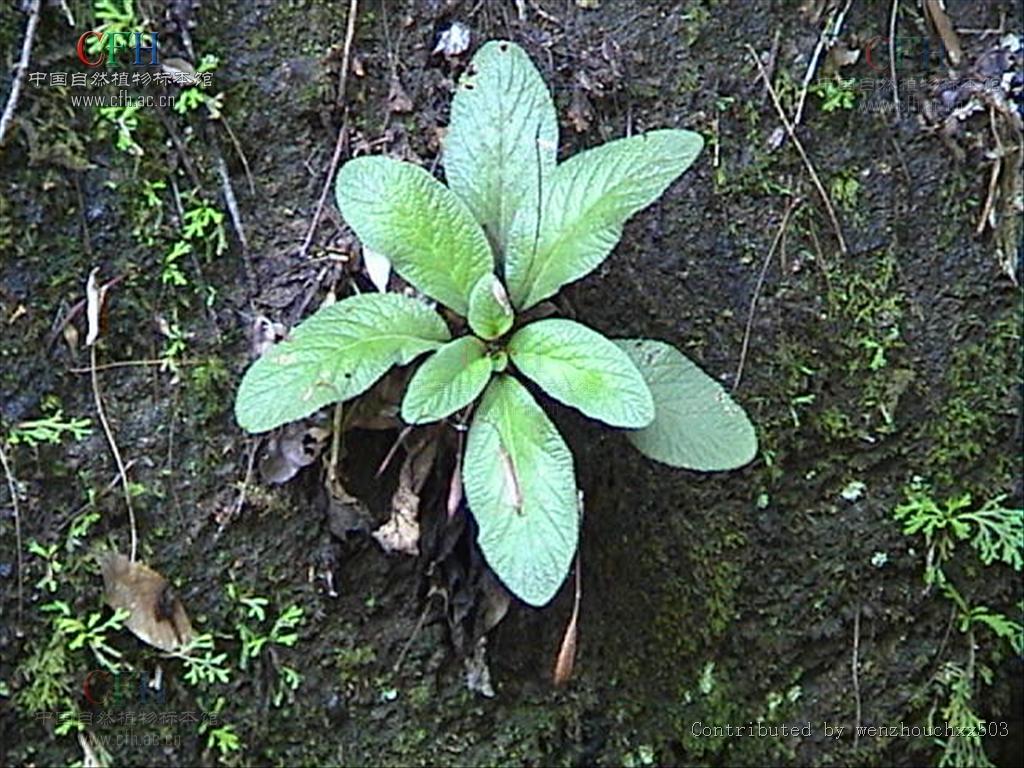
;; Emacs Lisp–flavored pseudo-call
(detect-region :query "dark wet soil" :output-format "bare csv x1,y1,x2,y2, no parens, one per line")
1,1,1022,766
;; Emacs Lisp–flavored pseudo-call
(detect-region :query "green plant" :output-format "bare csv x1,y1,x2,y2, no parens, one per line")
226,585,303,671
40,601,129,673
198,696,243,759
173,54,222,115
809,75,857,113
27,540,64,593
894,479,1022,587
7,410,92,447
15,632,72,715
234,40,757,606
894,480,1023,768
170,633,232,686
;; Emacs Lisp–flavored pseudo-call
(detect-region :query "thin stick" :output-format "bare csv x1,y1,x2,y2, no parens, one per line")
747,45,848,255
793,0,854,127
297,0,359,262
553,492,585,686
393,590,438,674
976,106,1004,235
889,0,901,119
55,460,137,534
733,198,800,391
851,604,862,752
229,439,259,524
68,358,200,373
0,0,42,148
90,345,138,562
0,443,24,622
218,115,255,196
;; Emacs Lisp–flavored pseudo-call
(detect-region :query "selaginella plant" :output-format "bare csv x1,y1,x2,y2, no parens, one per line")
235,40,757,607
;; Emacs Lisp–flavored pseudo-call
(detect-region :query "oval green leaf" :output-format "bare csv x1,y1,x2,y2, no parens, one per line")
467,274,515,340
506,129,704,309
335,156,493,315
508,319,654,428
401,337,493,424
615,339,758,471
463,376,578,607
235,294,450,434
445,40,558,259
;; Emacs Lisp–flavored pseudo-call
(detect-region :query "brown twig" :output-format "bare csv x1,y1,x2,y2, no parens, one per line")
747,46,848,255
0,0,42,148
46,273,129,353
393,588,439,674
733,198,800,391
213,146,259,302
218,115,255,196
55,460,138,534
793,0,855,127
297,0,359,262
889,0,901,119
553,491,585,686
68,357,200,373
851,603,863,752
0,443,24,622
976,106,1005,234
229,439,260,524
90,344,138,562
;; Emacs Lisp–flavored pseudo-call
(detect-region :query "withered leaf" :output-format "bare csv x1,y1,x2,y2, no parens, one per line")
250,315,288,359
101,553,194,653
372,434,438,556
346,369,409,431
554,493,584,686
432,22,471,57
464,636,495,698
568,88,594,133
260,422,330,484
387,76,414,114
924,0,964,67
479,570,511,636
85,268,104,347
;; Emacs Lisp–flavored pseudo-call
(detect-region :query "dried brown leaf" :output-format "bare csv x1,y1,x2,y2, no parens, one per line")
250,315,288,359
100,553,194,653
372,435,438,556
554,493,584,686
346,369,409,430
479,571,510,635
388,76,414,114
259,422,330,484
85,268,104,347
568,88,593,133
464,636,495,697
552,610,578,686
924,0,963,67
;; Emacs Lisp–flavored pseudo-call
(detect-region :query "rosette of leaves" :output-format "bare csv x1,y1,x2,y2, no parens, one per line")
234,40,757,607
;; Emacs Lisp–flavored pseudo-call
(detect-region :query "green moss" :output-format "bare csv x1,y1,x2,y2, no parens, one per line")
926,312,1022,491
670,661,802,765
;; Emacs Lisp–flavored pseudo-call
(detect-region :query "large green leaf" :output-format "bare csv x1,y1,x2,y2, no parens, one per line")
401,336,493,424
463,376,578,607
615,339,757,471
335,156,493,315
508,319,654,428
506,129,704,309
235,294,449,434
467,274,515,340
444,40,558,258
